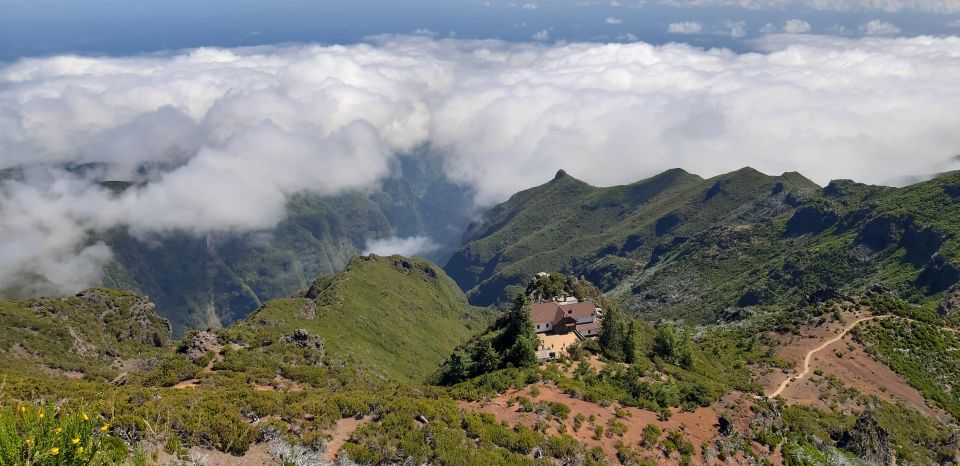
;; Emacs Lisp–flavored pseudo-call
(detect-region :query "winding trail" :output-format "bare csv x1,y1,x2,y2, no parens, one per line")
767,315,888,398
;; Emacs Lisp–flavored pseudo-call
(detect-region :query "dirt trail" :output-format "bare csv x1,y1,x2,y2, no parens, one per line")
768,315,887,398
324,415,372,461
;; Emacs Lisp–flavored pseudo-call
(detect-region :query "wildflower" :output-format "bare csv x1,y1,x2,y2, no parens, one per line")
25,438,33,445
100,423,109,432
55,427,62,434
38,411,44,419
71,438,80,445
50,447,60,456
19,406,26,413
78,446,84,454
82,413,89,421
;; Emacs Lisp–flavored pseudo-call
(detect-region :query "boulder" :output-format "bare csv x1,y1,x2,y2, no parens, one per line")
838,410,893,466
181,331,220,360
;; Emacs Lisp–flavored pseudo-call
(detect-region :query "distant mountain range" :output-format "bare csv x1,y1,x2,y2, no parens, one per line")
443,167,960,322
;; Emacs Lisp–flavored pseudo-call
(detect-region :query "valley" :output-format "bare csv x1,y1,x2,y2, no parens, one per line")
2,167,960,465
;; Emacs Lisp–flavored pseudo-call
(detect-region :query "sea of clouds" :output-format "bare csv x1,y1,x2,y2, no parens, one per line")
2,34,960,295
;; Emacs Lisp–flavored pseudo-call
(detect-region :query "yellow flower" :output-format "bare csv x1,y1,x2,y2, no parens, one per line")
55,427,62,434
50,447,60,456
25,438,33,445
78,446,84,454
71,438,80,445
82,413,89,421
38,412,44,419
19,406,26,413
100,423,109,432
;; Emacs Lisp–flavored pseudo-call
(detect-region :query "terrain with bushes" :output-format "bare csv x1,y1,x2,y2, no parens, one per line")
3,167,960,465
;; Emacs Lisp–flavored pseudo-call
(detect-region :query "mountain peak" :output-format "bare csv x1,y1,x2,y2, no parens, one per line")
554,169,569,180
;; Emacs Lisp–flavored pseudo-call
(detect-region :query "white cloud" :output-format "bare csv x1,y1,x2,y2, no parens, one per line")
4,35,960,295
363,236,440,257
657,0,960,12
668,21,703,34
522,2,538,9
760,23,778,33
784,19,812,33
606,17,624,24
859,19,902,35
724,20,748,37
532,30,550,40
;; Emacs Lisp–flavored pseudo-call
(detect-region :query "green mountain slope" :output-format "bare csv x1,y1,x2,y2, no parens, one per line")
0,288,171,380
97,155,475,335
228,254,492,381
445,168,960,322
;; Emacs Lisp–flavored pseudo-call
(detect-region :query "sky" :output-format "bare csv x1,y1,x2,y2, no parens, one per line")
2,0,960,295
3,0,960,60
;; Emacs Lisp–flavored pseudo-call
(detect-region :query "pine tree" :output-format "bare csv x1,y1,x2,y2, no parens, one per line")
653,324,693,369
442,351,469,384
471,339,501,376
600,305,627,361
504,293,538,367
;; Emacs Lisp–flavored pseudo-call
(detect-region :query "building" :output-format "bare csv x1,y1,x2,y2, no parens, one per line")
531,301,603,337
531,300,603,361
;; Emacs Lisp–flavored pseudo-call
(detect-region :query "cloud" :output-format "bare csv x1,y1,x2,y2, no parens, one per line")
363,236,440,257
532,30,550,40
521,2,538,9
4,35,960,295
951,19,960,28
668,21,704,34
656,0,960,12
760,23,778,33
784,19,812,33
859,19,902,35
724,20,748,37
606,17,624,24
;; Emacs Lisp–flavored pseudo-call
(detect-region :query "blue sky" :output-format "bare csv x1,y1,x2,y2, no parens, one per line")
3,0,960,60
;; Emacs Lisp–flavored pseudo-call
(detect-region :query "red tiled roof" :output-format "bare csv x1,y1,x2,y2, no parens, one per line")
531,302,562,325
532,301,599,326
558,302,597,319
575,321,601,335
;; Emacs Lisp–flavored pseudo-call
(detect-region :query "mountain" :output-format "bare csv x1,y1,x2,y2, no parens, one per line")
0,288,172,381
445,167,960,322
228,254,492,381
97,155,475,335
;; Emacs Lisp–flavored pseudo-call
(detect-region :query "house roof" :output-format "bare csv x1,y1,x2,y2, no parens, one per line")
531,302,562,325
559,302,598,320
575,321,601,335
531,301,599,325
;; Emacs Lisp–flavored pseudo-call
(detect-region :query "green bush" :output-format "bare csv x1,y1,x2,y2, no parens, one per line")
0,403,125,465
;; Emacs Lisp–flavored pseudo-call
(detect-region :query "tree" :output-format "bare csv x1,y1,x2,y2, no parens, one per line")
600,305,628,361
623,321,640,364
470,339,500,376
440,351,469,384
652,324,693,369
503,294,538,367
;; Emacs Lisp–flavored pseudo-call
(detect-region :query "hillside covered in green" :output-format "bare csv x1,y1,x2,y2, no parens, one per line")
228,254,492,381
445,167,960,323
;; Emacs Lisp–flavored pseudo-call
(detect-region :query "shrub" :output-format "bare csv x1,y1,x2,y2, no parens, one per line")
0,402,126,465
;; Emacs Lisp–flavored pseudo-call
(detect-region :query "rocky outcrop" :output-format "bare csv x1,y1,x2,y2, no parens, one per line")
838,410,894,466
180,331,220,360
283,329,325,365
284,329,325,352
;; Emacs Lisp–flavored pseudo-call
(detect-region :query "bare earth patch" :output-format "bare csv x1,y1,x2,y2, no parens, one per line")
461,383,768,465
760,310,943,419
324,415,373,461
